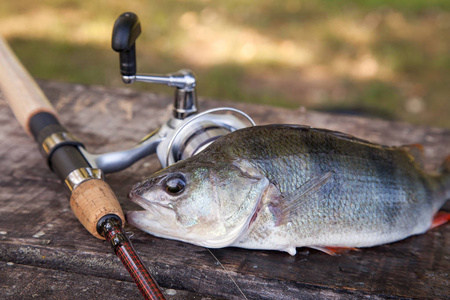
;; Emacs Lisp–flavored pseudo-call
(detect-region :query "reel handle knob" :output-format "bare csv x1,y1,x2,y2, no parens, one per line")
112,12,141,77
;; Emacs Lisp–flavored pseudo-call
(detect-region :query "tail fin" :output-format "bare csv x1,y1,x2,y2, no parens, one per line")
430,211,450,229
433,155,450,212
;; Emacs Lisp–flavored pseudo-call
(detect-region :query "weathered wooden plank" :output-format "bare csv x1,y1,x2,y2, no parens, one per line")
1,80,449,299
0,261,143,300
0,261,207,300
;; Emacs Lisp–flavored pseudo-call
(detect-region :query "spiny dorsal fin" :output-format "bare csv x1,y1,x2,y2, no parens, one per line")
286,125,380,147
269,171,334,226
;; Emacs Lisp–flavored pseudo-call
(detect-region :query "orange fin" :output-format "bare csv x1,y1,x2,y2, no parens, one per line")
311,246,359,256
430,211,450,230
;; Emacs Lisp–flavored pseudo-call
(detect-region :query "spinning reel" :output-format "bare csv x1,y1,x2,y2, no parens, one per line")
81,12,254,173
0,12,256,299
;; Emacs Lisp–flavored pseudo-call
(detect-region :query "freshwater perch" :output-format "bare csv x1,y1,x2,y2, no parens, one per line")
128,125,450,255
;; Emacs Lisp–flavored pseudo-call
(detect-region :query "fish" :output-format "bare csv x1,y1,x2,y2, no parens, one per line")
127,124,450,255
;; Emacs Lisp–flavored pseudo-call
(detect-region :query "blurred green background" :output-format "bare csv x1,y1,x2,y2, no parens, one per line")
1,0,449,128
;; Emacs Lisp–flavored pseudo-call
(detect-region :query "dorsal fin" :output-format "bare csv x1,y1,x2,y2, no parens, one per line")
399,143,425,168
439,154,450,174
285,125,381,148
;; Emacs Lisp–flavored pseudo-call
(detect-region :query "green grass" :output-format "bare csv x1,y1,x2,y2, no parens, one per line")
1,1,449,128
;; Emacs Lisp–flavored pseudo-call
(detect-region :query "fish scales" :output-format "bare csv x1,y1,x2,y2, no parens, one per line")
127,125,450,255
228,126,433,251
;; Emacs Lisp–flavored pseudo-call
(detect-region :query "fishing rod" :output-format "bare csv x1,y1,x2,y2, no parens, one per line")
0,35,165,299
0,12,254,299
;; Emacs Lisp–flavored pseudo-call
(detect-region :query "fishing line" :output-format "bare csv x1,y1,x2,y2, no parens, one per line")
206,248,248,300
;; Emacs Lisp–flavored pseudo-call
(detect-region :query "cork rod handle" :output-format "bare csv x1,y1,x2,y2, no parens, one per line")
70,179,125,239
0,36,57,135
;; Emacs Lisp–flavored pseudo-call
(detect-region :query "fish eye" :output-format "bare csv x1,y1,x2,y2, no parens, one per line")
164,174,186,195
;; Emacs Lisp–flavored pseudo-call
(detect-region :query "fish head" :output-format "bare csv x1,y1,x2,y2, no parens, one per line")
127,158,268,248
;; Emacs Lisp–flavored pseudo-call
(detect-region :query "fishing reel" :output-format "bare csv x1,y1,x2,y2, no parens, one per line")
81,12,254,173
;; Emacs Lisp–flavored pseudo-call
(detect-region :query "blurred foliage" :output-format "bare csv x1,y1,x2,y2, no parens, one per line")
0,0,449,128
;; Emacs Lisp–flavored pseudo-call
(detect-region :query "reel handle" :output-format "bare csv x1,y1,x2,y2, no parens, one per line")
112,12,141,77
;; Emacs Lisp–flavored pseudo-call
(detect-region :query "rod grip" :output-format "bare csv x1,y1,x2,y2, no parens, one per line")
70,179,126,239
0,36,57,135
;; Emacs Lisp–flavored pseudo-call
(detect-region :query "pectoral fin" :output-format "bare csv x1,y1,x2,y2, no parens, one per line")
269,171,334,226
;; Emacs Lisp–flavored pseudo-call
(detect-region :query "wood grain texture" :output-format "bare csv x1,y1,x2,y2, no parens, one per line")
0,261,207,299
70,179,126,240
0,37,57,135
0,80,449,299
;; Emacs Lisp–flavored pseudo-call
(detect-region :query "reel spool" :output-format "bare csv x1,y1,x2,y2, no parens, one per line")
162,108,255,167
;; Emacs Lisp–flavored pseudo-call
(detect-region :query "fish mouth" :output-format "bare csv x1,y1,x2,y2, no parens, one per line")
126,209,200,247
127,192,183,240
128,191,176,220
128,191,151,209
